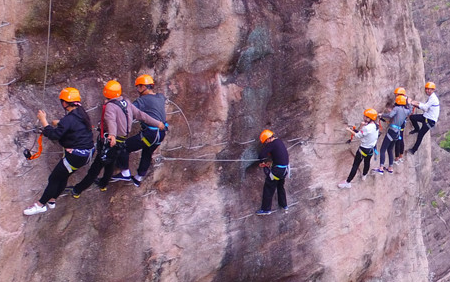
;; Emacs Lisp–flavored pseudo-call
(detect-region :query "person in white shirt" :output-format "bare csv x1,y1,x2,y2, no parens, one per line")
408,82,440,154
338,108,379,189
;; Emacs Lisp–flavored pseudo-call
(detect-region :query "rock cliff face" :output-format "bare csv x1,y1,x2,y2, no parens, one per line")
0,0,434,281
411,1,450,281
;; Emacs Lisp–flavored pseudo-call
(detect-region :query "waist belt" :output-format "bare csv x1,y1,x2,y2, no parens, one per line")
116,136,127,143
359,147,373,157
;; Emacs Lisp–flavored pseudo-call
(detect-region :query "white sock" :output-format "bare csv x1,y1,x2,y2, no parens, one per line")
121,170,131,177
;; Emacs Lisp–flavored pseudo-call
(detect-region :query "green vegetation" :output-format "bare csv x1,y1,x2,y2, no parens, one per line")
439,131,450,151
431,200,438,208
438,190,447,198
433,5,440,11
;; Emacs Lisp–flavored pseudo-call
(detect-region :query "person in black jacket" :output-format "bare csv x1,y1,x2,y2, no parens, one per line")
111,74,167,187
23,88,94,216
256,130,289,216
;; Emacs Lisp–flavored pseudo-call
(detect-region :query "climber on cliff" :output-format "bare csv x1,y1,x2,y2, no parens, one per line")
256,130,289,215
65,80,165,198
373,94,412,175
393,87,410,165
110,74,168,187
24,88,95,215
338,108,379,189
408,82,440,155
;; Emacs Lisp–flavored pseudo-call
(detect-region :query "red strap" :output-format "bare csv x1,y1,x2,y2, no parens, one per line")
28,134,43,160
350,126,356,141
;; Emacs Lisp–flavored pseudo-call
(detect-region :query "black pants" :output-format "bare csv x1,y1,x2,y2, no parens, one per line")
39,152,90,204
410,114,435,153
346,147,373,183
261,167,287,211
117,129,165,177
379,128,398,167
73,146,120,194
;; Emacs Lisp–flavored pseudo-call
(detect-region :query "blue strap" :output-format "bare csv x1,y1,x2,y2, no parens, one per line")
275,165,288,168
148,122,169,131
390,124,401,130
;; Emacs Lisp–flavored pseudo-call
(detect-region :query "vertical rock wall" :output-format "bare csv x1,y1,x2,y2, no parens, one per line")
0,0,432,281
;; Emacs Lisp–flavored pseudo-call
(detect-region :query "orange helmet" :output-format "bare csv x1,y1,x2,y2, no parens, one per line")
425,82,436,89
135,74,154,86
260,130,274,143
103,80,122,99
363,108,378,121
59,87,81,102
394,87,406,96
395,95,407,105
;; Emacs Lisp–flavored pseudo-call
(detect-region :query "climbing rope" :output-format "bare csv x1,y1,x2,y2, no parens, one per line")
166,99,192,149
42,0,53,99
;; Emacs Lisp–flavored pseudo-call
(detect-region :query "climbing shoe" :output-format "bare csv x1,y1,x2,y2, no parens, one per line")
65,186,80,199
255,210,272,216
47,202,56,209
372,168,384,175
131,176,141,187
338,181,351,189
23,203,47,216
409,129,418,135
110,173,131,182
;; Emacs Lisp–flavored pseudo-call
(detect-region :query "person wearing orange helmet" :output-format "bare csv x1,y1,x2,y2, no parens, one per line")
338,108,379,189
408,82,440,155
393,87,410,165
24,88,95,215
65,80,165,198
373,93,412,175
111,74,167,187
255,130,289,215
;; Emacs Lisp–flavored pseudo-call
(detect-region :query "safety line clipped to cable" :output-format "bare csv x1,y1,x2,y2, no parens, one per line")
167,99,192,149
42,0,53,100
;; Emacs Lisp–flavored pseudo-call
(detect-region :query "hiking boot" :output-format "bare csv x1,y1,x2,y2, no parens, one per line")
409,129,418,135
110,173,131,182
131,176,141,187
338,181,351,189
372,168,384,175
47,202,56,209
255,210,272,216
361,174,367,181
65,186,80,199
23,203,47,216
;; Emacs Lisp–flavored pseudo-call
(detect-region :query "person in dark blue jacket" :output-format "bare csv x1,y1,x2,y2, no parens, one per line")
23,88,94,216
111,74,167,187
256,130,289,216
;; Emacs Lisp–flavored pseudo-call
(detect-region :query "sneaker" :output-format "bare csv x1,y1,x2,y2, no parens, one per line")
393,160,400,166
383,167,394,174
47,202,56,209
408,149,415,155
23,203,47,216
338,181,351,189
361,174,367,181
372,168,384,175
255,210,272,216
131,176,141,187
65,186,80,199
399,158,404,163
409,129,418,135
110,173,131,182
